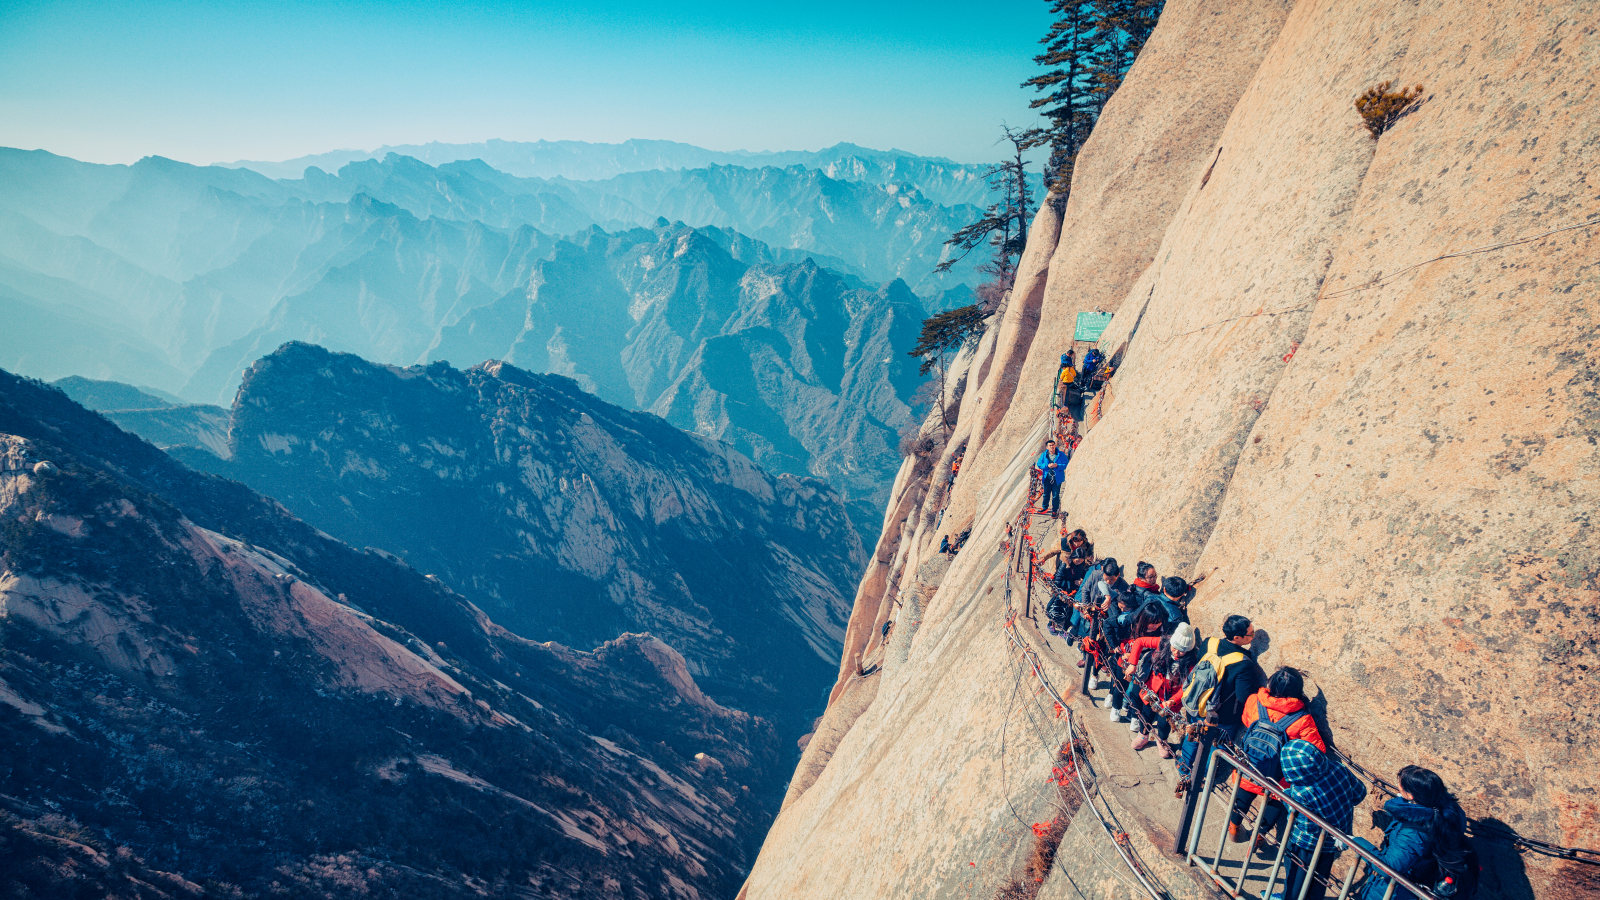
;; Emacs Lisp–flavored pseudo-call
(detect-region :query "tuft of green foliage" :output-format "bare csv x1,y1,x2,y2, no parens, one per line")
907,304,988,433
1355,81,1424,138
908,305,987,377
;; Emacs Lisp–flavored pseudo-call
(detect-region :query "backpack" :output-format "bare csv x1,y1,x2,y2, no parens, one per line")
1046,594,1070,627
1182,638,1247,716
1240,706,1308,782
1431,841,1480,898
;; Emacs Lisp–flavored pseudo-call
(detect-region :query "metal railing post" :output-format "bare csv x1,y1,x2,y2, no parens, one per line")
1294,831,1328,900
1025,554,1035,619
1186,746,1221,860
1174,726,1215,854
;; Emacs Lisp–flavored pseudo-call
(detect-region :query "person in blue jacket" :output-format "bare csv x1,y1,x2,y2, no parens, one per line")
1035,439,1070,517
1351,766,1469,900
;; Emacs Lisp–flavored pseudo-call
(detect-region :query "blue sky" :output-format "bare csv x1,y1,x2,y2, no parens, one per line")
0,0,1054,165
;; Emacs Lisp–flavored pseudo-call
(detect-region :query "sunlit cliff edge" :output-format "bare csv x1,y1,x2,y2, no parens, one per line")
739,1,1598,898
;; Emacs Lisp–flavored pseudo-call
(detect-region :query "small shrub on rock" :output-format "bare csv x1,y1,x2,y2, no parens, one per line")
1355,81,1424,138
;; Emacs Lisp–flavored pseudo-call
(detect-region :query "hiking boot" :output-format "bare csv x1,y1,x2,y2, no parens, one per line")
1227,823,1246,843
1157,741,1175,760
1131,735,1154,751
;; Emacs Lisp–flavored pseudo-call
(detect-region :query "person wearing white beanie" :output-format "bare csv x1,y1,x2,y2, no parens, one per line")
1127,623,1201,758
1171,622,1196,653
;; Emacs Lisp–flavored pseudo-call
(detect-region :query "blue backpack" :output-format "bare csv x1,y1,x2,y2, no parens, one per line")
1242,709,1308,781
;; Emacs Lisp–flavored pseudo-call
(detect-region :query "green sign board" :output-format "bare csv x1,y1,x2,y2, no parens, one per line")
1074,311,1114,342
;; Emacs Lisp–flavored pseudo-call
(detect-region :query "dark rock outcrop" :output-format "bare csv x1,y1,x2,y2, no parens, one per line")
0,368,782,898
185,343,864,737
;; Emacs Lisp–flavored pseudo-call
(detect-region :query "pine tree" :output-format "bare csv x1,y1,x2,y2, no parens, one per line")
1022,1,1101,197
907,304,987,432
1087,0,1163,111
1024,0,1165,203
934,127,1042,287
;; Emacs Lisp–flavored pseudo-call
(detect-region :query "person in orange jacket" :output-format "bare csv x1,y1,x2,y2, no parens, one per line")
1228,667,1327,842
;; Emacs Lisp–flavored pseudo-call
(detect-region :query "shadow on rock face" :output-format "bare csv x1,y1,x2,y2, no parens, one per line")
1249,627,1272,663
1472,818,1535,900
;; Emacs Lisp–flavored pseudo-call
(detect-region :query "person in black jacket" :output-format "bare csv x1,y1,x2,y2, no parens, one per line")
1178,614,1266,784
1213,614,1266,739
1044,529,1095,596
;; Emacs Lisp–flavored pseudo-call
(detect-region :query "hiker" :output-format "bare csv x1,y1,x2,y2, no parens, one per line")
1209,615,1267,737
1279,740,1368,900
1351,767,1473,900
1057,357,1077,407
1071,557,1123,648
1178,614,1266,778
1131,561,1161,599
1097,585,1140,722
1053,351,1076,407
1081,347,1104,387
950,453,962,485
1159,575,1193,623
1125,622,1197,757
1045,589,1072,636
1229,667,1327,844
1034,439,1069,517
1131,562,1172,625
1045,528,1094,593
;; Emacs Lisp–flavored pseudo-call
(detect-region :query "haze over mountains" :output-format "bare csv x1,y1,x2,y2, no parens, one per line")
224,138,1011,207
0,141,986,522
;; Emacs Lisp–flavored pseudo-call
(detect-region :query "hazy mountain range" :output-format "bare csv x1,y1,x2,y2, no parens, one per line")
224,138,1011,208
1,148,941,528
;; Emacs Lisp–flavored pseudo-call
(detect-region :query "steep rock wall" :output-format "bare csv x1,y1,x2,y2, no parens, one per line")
743,1,1599,897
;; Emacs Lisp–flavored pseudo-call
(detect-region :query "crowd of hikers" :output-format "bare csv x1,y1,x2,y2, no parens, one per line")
1031,440,1477,900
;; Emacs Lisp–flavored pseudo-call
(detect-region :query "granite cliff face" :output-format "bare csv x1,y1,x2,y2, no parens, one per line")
181,342,864,738
742,2,1599,898
0,370,781,899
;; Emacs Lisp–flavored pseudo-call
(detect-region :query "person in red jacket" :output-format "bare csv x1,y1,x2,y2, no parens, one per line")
1124,622,1197,757
1228,667,1327,843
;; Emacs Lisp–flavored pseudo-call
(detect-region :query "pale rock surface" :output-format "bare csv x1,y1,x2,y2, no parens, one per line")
742,1,1599,898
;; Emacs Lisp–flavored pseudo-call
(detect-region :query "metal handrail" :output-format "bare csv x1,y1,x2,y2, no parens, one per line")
1184,744,1443,900
1002,617,1170,900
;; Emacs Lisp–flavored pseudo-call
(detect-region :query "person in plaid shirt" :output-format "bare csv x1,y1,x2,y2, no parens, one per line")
1278,739,1368,900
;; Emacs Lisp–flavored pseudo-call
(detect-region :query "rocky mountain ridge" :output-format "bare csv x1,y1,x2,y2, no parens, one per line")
739,1,1599,898
178,342,864,737
53,375,231,459
0,368,783,898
